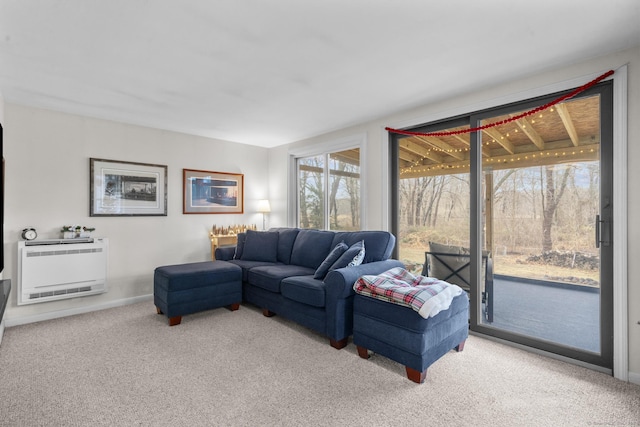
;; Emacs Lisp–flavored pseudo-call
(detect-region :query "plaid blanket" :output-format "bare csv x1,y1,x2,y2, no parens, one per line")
353,267,463,319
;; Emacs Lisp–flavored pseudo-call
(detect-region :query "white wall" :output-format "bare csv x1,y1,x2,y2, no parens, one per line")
3,104,269,321
272,46,640,380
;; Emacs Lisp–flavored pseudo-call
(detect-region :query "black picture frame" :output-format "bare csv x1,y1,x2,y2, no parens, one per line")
90,158,168,216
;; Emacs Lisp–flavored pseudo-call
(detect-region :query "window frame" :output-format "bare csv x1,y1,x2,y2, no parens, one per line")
288,134,365,230
386,69,627,379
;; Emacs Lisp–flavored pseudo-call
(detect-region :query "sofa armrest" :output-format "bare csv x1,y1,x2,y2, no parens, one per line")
324,259,405,300
214,246,236,261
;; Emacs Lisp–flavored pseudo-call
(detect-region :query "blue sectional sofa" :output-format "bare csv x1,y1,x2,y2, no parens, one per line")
215,228,404,349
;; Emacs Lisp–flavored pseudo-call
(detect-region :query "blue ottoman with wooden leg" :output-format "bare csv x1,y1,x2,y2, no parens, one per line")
154,261,242,326
352,268,469,383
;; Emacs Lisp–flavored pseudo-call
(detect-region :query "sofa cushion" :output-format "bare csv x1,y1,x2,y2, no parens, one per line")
281,276,326,308
248,264,316,293
233,233,246,260
289,230,336,269
313,241,348,280
329,240,364,271
275,228,300,264
241,230,279,262
332,231,395,263
227,259,279,282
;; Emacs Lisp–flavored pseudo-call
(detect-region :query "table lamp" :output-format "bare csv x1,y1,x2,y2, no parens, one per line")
257,199,271,230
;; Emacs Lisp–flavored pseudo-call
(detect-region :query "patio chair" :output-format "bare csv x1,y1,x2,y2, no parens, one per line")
422,241,494,322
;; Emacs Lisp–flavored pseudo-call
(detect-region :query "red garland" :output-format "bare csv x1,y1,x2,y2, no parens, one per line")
386,69,614,138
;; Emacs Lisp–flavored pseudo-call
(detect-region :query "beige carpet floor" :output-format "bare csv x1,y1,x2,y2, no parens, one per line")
0,301,639,427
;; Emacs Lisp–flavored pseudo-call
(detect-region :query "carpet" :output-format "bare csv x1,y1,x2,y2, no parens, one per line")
0,301,638,426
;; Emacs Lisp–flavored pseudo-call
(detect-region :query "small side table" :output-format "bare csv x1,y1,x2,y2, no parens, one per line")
210,235,238,260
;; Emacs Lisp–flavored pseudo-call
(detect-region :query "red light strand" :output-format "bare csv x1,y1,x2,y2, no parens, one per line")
386,70,614,138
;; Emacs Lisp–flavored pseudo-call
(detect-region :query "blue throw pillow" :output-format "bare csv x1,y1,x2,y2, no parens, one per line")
313,241,348,280
348,241,365,267
329,240,364,271
240,230,279,262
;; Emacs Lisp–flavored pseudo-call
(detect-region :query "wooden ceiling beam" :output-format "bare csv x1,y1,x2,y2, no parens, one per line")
484,145,598,169
398,149,423,164
299,164,361,178
482,128,515,154
415,136,466,161
399,139,444,163
452,134,491,158
514,117,545,150
400,145,599,178
555,104,580,146
331,152,360,166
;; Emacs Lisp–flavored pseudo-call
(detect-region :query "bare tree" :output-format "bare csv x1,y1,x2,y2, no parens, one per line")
299,157,324,229
540,164,572,252
328,161,345,228
344,167,360,228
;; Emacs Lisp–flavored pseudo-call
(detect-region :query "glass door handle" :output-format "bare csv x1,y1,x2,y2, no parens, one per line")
595,214,611,248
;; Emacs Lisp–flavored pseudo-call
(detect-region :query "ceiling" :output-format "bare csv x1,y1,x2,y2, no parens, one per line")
1,1,639,148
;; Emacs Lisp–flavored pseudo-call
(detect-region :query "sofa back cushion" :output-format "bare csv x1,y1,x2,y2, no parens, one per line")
233,233,246,259
272,228,300,264
289,229,336,269
240,230,279,263
331,231,395,263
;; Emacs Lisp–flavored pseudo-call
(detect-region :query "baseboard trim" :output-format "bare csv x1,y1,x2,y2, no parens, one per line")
4,294,153,328
629,371,640,386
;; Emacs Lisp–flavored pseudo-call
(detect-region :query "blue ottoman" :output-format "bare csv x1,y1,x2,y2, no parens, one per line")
154,261,242,326
353,292,469,383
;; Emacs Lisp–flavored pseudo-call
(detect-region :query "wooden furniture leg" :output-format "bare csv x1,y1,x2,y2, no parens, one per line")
227,303,240,311
405,366,427,384
262,308,276,317
329,337,348,349
356,345,370,359
156,306,163,315
455,340,466,352
168,316,182,326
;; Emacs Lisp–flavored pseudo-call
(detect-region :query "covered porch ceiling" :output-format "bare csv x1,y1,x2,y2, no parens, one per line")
399,95,600,178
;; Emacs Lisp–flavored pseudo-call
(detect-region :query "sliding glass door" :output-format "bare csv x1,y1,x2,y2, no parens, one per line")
391,81,613,370
473,84,613,368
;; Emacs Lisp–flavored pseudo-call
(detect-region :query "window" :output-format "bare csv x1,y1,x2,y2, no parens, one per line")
295,147,361,230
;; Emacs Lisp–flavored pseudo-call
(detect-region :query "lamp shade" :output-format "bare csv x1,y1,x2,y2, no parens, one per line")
257,199,271,213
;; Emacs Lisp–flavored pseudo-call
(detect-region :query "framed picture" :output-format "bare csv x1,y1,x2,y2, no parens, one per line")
90,158,168,216
183,169,244,214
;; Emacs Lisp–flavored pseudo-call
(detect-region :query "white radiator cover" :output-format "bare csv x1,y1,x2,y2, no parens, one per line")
17,238,108,305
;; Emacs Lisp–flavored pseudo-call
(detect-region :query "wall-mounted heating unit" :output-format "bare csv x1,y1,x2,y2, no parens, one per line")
17,238,108,305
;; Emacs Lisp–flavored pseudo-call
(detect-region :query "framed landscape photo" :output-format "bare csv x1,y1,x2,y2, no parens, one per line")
90,158,168,216
183,169,244,214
